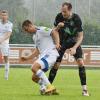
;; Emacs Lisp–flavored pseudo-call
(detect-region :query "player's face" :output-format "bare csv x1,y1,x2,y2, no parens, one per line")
61,5,71,18
24,24,36,33
1,12,8,21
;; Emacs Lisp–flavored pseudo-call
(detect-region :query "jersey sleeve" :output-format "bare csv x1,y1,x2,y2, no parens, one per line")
75,15,83,33
6,23,13,33
54,13,61,27
38,27,52,36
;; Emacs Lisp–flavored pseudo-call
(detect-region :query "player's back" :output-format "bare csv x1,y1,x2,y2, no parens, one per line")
33,26,56,54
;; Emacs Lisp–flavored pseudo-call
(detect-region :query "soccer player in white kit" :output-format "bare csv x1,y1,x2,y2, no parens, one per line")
22,20,60,95
0,10,13,80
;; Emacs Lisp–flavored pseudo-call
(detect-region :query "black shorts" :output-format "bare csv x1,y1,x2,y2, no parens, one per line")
56,41,83,62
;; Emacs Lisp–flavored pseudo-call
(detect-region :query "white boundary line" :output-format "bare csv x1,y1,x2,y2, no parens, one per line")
60,64,100,67
0,64,100,67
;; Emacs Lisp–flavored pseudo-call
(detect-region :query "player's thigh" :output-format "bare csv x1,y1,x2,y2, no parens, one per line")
36,53,58,72
47,54,58,67
56,45,66,63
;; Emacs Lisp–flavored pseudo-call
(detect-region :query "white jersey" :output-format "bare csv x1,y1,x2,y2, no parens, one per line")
33,26,57,54
0,20,13,44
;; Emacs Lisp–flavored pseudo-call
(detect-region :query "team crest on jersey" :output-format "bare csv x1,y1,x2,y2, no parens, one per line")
5,26,9,29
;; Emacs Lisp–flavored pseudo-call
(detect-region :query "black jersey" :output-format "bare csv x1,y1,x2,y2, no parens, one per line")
54,13,83,44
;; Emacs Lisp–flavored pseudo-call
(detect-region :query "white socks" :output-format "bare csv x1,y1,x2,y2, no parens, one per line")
82,85,87,90
5,62,9,80
38,79,46,91
36,69,50,86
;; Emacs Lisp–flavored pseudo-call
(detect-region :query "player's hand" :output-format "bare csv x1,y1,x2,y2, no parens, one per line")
21,50,32,61
68,47,76,55
57,22,64,28
56,43,61,50
21,56,29,61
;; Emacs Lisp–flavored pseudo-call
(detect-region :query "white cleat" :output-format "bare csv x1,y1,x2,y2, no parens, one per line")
5,76,8,80
82,90,89,96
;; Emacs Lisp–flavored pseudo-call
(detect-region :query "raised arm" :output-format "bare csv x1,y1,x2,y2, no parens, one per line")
51,28,61,49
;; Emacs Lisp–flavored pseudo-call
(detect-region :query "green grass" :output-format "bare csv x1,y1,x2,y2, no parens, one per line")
0,68,100,100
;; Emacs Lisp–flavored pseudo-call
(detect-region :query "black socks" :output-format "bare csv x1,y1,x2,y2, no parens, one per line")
48,67,58,84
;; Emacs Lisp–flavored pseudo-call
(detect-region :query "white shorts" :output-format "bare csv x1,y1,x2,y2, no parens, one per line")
0,43,9,56
35,49,59,72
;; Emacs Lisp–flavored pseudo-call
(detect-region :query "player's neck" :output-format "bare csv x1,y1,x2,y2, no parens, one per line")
1,19,8,24
35,27,37,33
67,12,73,19
32,27,37,35
64,12,73,19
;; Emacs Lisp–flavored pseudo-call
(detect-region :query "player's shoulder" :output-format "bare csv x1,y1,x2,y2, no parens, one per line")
72,13,81,20
56,13,63,19
56,12,62,16
8,21,13,25
7,21,13,26
37,26,51,32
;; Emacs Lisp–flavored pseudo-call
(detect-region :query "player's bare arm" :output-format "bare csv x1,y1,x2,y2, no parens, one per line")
69,32,83,55
55,22,64,31
0,32,12,43
21,48,39,60
51,28,61,49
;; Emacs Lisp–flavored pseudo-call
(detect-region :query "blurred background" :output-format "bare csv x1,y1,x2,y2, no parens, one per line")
0,0,100,45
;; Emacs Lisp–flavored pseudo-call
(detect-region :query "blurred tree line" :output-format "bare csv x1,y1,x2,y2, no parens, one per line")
83,20,100,45
0,0,100,45
0,0,33,44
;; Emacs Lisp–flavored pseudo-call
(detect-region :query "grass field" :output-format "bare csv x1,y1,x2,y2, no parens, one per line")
0,68,100,100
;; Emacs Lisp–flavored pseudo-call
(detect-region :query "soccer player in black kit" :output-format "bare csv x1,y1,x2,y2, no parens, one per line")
48,2,89,96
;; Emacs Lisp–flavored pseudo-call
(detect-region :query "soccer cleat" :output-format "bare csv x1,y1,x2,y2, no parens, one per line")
82,90,89,96
5,76,8,80
45,84,56,95
52,90,59,95
40,89,46,95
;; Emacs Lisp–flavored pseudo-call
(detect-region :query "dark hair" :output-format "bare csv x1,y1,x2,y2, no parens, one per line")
62,2,72,10
22,20,32,28
1,10,8,14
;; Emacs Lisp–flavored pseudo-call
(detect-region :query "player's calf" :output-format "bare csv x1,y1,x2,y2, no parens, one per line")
4,56,9,80
48,62,60,84
77,58,90,96
32,62,56,95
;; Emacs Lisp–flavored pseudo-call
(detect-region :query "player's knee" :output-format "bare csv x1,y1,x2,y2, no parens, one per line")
77,58,84,67
53,62,60,69
3,56,9,63
32,73,40,83
31,62,41,73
